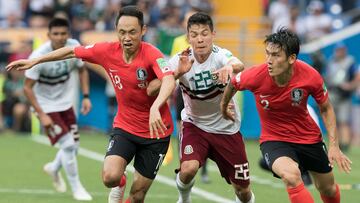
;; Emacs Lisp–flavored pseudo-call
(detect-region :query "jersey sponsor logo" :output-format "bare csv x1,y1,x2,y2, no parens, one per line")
136,68,148,81
156,58,171,73
291,88,304,106
184,145,193,155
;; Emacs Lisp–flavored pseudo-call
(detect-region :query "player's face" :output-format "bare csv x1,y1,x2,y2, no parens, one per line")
48,26,69,50
116,16,146,55
265,43,296,77
187,24,214,56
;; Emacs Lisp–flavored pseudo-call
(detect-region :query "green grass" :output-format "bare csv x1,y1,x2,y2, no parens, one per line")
0,131,359,203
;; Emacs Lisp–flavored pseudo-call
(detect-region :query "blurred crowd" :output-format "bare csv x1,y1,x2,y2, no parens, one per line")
1,0,360,152
265,0,360,43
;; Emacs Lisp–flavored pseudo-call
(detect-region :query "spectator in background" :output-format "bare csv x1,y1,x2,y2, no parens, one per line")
352,76,360,146
268,0,290,33
300,0,332,42
325,42,359,152
156,5,183,57
0,13,26,28
2,70,30,132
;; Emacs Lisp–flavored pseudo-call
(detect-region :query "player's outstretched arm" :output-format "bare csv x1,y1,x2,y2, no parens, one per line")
318,99,352,173
6,46,76,71
220,82,237,121
149,75,176,138
213,57,244,84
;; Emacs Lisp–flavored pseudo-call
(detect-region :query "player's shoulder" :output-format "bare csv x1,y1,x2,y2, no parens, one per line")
66,38,81,46
142,41,161,52
30,41,52,58
295,60,320,76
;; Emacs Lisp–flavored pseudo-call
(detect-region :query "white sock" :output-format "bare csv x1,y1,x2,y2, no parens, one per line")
236,191,255,203
51,150,63,172
176,173,194,203
58,133,82,192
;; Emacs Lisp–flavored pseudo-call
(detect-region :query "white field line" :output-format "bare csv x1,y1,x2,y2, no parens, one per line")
0,188,198,199
32,135,234,203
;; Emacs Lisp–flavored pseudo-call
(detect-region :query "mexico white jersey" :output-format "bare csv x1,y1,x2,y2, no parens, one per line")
169,45,241,134
25,39,84,113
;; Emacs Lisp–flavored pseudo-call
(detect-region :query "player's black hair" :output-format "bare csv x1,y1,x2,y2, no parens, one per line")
115,5,144,28
187,12,214,32
264,27,300,58
48,18,70,31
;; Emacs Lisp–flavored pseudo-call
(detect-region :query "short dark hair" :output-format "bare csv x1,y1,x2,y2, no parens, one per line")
48,18,70,31
187,12,213,32
115,6,144,27
264,28,300,58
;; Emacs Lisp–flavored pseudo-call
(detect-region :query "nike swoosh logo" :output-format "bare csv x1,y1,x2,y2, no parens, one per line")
259,94,271,98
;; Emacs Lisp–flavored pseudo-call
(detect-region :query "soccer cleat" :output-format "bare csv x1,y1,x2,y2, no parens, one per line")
108,175,127,203
73,186,93,201
43,163,67,193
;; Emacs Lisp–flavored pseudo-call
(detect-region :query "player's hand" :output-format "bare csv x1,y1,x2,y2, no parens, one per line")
328,145,352,173
212,65,232,85
177,47,194,76
6,59,38,71
149,106,167,138
220,101,235,121
38,113,53,130
81,98,92,115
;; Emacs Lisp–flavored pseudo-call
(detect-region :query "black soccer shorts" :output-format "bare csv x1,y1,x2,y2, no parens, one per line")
260,140,332,178
106,128,170,179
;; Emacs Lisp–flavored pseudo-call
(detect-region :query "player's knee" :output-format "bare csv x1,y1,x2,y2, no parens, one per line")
317,182,336,196
180,161,199,180
102,170,122,188
129,187,147,202
279,168,302,187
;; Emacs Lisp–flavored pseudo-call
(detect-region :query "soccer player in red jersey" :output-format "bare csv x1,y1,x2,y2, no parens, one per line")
6,6,176,203
221,28,352,203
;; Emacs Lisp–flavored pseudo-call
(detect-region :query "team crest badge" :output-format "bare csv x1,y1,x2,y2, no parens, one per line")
184,145,193,155
291,88,303,106
136,68,148,81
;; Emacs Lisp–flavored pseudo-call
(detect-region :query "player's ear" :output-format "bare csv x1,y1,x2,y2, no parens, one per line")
141,25,147,36
288,54,297,65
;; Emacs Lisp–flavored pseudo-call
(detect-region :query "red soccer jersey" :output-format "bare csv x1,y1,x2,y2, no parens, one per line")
231,60,328,144
74,42,174,139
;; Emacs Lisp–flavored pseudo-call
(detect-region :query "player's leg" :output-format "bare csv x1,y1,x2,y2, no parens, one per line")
299,142,338,203
125,134,170,202
177,122,209,203
104,128,136,203
55,108,92,200
310,171,339,203
42,111,69,193
57,133,92,201
261,141,314,203
208,131,254,203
